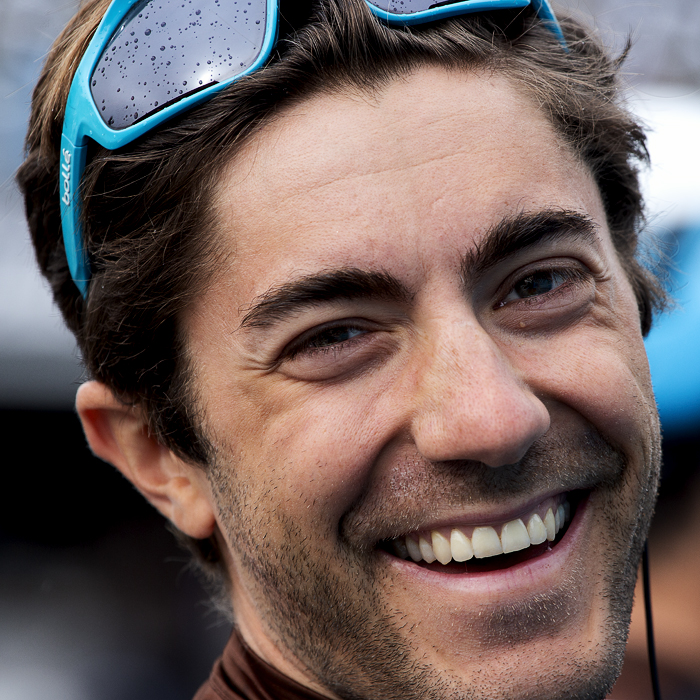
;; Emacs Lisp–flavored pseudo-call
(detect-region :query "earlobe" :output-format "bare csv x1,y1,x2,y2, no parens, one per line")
76,381,217,539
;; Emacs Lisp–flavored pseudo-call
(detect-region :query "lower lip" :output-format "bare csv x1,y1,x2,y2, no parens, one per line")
380,494,591,595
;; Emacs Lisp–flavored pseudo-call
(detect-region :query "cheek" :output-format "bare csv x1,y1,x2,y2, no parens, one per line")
515,324,657,457
208,375,401,524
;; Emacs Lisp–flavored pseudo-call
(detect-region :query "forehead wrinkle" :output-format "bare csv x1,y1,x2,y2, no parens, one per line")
225,78,505,211
256,147,474,212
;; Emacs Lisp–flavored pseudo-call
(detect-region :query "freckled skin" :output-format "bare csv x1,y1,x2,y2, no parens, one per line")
185,68,661,700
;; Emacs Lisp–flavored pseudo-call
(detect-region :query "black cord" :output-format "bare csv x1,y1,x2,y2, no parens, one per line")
642,540,662,700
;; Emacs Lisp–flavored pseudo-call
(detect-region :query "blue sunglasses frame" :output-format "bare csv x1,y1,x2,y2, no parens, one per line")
60,0,567,297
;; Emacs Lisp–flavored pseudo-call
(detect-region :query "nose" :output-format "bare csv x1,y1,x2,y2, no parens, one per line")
410,322,550,467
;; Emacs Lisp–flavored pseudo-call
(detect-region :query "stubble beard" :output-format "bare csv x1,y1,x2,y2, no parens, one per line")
208,425,660,700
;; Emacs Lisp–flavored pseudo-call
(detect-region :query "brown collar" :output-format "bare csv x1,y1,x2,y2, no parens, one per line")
194,628,332,700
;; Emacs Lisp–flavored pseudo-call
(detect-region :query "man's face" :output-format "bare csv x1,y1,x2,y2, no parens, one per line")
185,67,660,700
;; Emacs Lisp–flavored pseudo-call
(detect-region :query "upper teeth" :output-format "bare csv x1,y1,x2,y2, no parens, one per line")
392,501,570,565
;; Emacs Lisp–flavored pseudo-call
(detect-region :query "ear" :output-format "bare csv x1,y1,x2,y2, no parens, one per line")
76,380,216,539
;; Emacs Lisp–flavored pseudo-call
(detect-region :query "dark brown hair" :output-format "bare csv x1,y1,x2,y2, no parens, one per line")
17,0,666,587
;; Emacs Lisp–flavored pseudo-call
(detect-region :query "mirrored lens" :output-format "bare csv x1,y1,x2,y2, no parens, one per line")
91,0,268,129
368,0,459,13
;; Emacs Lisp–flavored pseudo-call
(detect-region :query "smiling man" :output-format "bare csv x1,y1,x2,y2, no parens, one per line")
19,1,665,699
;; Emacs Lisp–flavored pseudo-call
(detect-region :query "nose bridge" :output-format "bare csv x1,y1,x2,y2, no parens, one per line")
410,318,550,467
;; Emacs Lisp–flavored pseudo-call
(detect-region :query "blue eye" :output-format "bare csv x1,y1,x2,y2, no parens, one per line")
501,268,581,305
284,324,368,361
511,270,567,299
305,326,365,349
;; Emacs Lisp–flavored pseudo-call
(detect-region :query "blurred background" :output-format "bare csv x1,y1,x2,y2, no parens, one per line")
1,1,699,698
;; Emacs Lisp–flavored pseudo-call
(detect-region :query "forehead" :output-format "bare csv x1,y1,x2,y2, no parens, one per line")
209,66,605,302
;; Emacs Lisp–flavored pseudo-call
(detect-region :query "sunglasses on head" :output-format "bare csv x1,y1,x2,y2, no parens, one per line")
60,0,567,297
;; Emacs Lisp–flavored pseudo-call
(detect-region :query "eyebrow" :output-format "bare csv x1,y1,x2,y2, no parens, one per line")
461,209,599,281
238,268,412,329
238,209,599,331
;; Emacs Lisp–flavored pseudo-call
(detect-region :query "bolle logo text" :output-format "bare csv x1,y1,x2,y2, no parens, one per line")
61,148,72,206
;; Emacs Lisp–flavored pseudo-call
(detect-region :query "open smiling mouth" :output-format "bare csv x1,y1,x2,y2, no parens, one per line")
379,492,584,574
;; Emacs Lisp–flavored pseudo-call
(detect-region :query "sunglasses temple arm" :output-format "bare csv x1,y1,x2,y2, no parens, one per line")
530,0,568,50
59,132,90,298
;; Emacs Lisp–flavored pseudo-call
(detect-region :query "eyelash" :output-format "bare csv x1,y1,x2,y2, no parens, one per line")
496,263,590,308
282,321,370,361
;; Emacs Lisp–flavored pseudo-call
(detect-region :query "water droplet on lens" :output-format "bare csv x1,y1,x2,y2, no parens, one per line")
182,80,187,85
160,46,165,50
161,21,166,26
145,28,151,35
